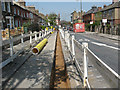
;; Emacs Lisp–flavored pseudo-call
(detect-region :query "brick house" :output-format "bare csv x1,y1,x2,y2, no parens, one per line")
94,0,120,35
71,10,85,24
1,1,14,29
83,6,98,24
1,0,46,29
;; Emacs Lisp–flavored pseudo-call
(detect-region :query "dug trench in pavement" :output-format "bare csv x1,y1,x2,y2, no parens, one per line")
49,31,71,88
2,32,54,88
59,31,83,88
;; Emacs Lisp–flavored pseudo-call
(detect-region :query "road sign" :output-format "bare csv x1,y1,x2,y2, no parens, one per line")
73,23,85,33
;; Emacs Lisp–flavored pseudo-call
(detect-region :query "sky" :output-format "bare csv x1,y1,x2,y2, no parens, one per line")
15,0,113,21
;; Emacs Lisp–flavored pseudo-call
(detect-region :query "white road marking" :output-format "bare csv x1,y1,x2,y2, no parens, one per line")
114,43,119,45
79,39,83,42
91,42,120,50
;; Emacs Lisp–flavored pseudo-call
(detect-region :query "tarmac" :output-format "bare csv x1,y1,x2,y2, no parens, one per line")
85,31,120,41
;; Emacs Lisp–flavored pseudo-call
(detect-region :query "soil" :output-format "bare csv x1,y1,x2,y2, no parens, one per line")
50,31,71,89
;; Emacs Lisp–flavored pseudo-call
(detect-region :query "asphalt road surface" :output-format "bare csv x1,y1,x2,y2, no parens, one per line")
69,31,119,75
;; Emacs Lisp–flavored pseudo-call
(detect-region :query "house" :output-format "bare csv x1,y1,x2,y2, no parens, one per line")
94,0,120,34
71,10,84,24
83,6,98,24
1,1,14,29
1,0,46,29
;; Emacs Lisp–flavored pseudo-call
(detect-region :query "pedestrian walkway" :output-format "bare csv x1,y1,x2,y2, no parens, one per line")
3,32,57,88
85,31,120,41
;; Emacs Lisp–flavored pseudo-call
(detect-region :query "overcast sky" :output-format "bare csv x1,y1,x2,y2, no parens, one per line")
15,0,113,21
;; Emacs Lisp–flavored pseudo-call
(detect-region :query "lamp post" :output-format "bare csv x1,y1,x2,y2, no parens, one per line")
77,0,83,22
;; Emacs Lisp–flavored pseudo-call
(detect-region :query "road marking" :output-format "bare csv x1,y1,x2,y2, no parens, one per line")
114,43,119,45
91,42,120,50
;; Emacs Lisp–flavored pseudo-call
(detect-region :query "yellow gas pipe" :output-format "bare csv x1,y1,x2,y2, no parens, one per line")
32,38,48,55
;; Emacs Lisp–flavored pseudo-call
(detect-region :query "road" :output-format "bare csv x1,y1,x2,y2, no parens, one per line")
70,31,119,75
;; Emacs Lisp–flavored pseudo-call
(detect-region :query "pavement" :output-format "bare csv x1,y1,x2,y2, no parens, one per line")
85,31,120,41
3,32,57,88
59,31,83,88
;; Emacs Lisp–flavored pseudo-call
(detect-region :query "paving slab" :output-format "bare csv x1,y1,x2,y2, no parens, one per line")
3,32,57,88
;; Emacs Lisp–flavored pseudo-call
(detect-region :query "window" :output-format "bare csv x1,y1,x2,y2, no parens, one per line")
18,9,19,15
2,2,6,11
30,13,33,18
21,11,23,17
27,13,29,18
7,2,10,12
15,20,18,27
14,8,16,14
19,20,21,27
24,13,25,17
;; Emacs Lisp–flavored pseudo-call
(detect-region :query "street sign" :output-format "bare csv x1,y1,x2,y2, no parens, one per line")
90,21,93,24
102,19,107,23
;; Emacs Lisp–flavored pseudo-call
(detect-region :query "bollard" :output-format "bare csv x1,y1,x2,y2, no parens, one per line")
35,31,37,41
30,31,32,45
39,31,41,39
10,36,14,62
21,33,24,48
82,42,88,87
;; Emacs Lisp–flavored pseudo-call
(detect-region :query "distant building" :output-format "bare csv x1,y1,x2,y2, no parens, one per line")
56,14,60,25
71,10,85,24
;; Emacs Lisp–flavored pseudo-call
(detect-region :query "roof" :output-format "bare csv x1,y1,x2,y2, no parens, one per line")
100,2,120,11
83,6,98,15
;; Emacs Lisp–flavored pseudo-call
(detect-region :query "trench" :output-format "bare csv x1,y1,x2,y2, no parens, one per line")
50,31,71,89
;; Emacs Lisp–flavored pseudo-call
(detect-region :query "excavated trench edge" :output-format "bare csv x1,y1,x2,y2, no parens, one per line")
49,31,71,89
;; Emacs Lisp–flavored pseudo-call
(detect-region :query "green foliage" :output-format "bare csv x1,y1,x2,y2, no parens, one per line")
48,13,57,26
94,20,101,27
28,23,40,32
85,24,91,31
40,25,46,30
22,22,31,28
17,27,21,29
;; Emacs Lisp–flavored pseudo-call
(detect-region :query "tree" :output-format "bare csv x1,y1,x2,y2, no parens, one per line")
48,13,57,26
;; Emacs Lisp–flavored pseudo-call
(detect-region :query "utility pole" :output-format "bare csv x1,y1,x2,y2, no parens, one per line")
80,0,82,22
0,0,3,88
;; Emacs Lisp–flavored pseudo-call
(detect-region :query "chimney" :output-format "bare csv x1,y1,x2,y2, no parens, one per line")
112,0,119,4
17,0,26,7
35,10,39,14
98,7,102,11
104,5,107,8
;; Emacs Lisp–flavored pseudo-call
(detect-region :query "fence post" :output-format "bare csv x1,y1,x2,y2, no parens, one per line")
72,35,75,63
30,31,32,46
10,36,14,62
39,31,41,39
21,33,24,49
82,42,88,87
42,30,44,38
35,31,37,41
67,31,70,51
